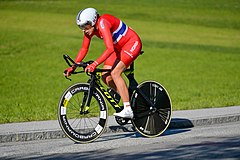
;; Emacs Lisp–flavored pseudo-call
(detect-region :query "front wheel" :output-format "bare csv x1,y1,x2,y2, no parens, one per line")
131,81,172,137
58,83,108,143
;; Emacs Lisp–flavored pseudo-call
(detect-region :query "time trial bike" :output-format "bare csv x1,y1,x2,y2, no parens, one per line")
58,52,172,143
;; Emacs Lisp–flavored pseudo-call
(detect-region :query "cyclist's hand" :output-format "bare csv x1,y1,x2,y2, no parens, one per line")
85,61,98,73
64,67,75,77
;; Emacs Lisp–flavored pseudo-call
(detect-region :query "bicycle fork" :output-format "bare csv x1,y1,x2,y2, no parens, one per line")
79,75,95,114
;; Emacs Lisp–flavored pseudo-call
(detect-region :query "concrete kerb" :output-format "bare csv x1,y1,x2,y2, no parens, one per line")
1,113,240,143
169,114,240,129
0,130,66,143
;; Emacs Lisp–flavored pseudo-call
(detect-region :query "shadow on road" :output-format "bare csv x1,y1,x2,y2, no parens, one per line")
169,118,194,129
93,118,192,143
3,137,239,159
94,127,190,143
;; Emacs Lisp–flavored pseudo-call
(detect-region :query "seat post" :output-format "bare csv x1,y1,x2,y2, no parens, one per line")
130,63,134,71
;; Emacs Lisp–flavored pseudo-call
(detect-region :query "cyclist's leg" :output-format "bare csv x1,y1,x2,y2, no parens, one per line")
102,65,117,90
111,61,134,118
112,38,142,118
102,52,118,91
102,50,132,117
111,61,129,103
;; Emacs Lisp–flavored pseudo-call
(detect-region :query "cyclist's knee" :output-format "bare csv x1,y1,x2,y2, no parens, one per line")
110,69,121,80
111,62,125,79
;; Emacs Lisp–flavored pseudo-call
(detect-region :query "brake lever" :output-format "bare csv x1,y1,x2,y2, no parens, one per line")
63,70,72,81
65,76,72,81
64,70,85,81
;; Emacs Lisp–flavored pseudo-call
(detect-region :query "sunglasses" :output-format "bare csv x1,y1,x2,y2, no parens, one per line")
78,21,92,30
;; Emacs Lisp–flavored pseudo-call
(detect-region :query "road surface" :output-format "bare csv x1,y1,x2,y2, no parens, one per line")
1,122,239,159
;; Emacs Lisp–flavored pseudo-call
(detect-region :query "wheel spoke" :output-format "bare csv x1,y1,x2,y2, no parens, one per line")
58,83,107,143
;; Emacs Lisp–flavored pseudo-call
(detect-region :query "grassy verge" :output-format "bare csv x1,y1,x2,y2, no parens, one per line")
0,0,239,123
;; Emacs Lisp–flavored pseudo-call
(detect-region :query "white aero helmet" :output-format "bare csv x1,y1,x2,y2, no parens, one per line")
76,8,98,29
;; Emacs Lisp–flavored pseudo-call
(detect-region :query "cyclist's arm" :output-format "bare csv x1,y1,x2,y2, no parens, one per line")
94,19,115,65
74,34,92,63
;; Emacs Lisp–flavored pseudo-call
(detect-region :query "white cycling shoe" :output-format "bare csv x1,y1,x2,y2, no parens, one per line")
113,107,133,119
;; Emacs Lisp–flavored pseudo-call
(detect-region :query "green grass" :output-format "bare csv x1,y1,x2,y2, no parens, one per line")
0,0,240,123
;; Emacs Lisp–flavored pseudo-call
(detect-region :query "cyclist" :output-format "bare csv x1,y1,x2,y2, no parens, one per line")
64,8,142,118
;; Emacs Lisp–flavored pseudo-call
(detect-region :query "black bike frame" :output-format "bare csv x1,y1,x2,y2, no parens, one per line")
84,63,139,113
84,62,156,116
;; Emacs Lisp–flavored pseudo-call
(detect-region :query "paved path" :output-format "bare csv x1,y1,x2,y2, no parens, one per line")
0,106,239,143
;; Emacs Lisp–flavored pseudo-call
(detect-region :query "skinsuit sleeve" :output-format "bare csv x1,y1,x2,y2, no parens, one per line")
74,33,92,63
94,19,115,65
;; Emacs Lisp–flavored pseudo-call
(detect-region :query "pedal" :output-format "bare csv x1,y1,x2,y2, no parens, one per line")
115,116,130,125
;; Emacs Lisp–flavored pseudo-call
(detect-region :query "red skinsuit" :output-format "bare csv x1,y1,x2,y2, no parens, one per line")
74,14,142,67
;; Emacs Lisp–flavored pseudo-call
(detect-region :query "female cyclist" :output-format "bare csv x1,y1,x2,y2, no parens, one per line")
64,8,142,118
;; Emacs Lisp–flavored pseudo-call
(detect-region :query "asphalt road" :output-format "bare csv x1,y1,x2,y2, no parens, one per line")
1,122,239,160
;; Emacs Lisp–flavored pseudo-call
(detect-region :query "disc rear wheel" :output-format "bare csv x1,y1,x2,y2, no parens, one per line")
131,81,172,137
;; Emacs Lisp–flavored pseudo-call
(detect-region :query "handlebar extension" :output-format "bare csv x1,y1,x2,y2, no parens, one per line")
63,54,111,73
